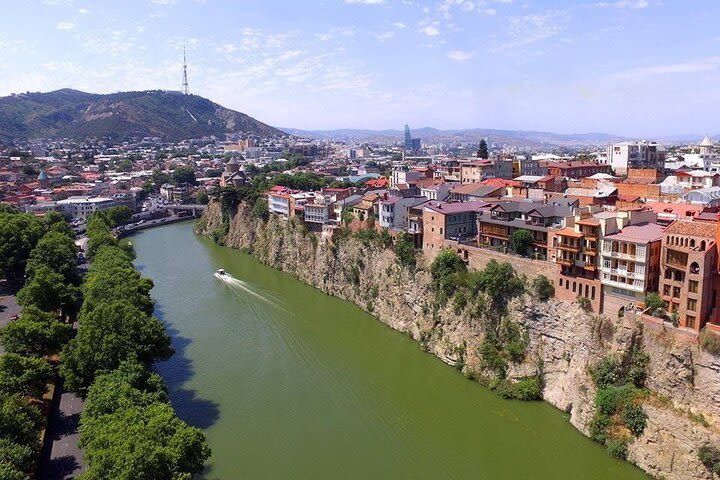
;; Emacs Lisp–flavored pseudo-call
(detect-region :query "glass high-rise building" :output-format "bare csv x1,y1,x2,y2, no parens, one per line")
404,124,413,152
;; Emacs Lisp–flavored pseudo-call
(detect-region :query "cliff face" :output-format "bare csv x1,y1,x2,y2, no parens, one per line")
198,202,720,480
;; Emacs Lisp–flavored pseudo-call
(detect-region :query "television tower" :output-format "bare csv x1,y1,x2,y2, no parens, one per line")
182,45,189,95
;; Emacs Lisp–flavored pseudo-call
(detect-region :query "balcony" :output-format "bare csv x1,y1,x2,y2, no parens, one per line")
557,257,574,266
605,250,643,262
557,243,580,253
602,277,644,293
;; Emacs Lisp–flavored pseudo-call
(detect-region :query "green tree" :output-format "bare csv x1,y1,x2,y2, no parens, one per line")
644,292,666,313
0,392,43,447
79,402,211,480
508,229,534,256
151,169,171,188
0,305,71,357
61,300,172,394
394,232,416,268
26,231,79,285
0,462,28,480
81,267,154,316
252,198,269,221
477,139,489,159
471,260,525,308
0,213,46,285
83,361,168,419
0,353,53,399
17,266,80,315
0,438,35,475
532,275,555,301
104,206,132,227
171,166,197,186
195,190,209,205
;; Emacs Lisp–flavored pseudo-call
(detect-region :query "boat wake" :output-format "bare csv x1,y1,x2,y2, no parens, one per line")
213,271,285,311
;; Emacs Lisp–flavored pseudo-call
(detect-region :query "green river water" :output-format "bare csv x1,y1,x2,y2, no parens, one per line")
132,221,649,480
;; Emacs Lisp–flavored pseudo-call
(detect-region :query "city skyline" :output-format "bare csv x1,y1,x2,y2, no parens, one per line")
0,1,717,137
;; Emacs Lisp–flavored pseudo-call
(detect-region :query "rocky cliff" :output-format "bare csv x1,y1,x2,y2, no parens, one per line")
197,202,720,480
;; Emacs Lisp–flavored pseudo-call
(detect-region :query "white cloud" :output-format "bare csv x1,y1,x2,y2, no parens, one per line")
500,10,569,49
78,8,89,14
594,0,649,8
613,57,720,80
448,50,474,61
345,0,383,4
421,24,440,36
376,31,395,40
484,8,497,15
216,43,237,54
393,22,407,29
55,21,76,31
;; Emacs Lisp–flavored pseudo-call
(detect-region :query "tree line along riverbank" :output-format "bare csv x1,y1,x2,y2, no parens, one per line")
0,205,211,480
197,197,720,480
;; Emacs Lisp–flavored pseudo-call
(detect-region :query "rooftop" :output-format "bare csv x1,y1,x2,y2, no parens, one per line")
604,223,664,244
664,220,717,238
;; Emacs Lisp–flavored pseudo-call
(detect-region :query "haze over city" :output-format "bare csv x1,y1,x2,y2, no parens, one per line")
0,0,717,137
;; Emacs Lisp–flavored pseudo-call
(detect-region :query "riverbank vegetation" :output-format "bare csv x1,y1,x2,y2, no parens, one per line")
0,209,79,479
60,211,210,478
588,345,650,459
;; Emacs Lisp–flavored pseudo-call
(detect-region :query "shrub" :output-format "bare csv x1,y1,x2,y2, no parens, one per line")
699,327,720,355
627,345,650,388
622,403,648,437
252,198,269,221
394,233,416,268
591,356,620,389
698,444,720,475
606,439,629,460
644,292,666,313
479,333,507,378
497,376,542,401
577,296,591,311
532,275,554,301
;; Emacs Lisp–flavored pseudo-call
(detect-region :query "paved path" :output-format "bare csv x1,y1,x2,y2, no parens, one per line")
0,280,20,354
39,380,86,480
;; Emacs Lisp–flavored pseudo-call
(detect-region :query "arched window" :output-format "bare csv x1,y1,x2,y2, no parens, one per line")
572,281,577,293
701,241,706,250
690,262,700,274
690,239,696,248
664,268,672,279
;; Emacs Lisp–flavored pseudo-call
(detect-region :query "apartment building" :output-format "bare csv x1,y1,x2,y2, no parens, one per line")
600,223,663,316
606,141,666,176
378,195,427,230
422,200,489,251
476,201,573,259
56,196,118,220
459,159,513,184
267,191,291,217
659,220,718,332
551,207,657,313
545,161,611,179
303,201,331,229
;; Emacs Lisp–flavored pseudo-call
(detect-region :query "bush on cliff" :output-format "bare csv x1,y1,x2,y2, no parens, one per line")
698,444,720,475
699,326,720,355
496,376,542,400
394,232,416,268
532,275,554,301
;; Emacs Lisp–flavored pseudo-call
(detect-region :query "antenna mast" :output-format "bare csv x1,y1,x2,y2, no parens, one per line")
182,45,189,95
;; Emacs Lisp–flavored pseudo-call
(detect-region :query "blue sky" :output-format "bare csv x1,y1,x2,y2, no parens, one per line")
0,0,717,137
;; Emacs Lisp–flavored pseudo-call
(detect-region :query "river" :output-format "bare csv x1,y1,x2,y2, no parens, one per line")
132,221,649,480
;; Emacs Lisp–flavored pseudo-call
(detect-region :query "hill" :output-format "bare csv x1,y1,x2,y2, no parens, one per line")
282,126,628,147
0,89,285,142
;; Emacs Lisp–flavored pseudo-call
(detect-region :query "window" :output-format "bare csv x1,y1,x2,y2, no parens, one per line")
663,284,671,296
686,316,696,329
673,286,681,298
687,298,697,312
689,280,699,294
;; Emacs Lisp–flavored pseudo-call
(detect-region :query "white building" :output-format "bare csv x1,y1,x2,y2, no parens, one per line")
56,196,117,220
606,141,666,175
391,168,421,187
378,195,427,230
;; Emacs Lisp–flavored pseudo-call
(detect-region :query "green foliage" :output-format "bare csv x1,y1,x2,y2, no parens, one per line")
219,187,239,217
479,332,507,378
430,249,466,301
393,232,416,268
532,275,554,301
698,444,720,475
644,292,666,313
270,171,330,191
606,439,629,460
627,345,650,388
0,353,53,399
591,356,621,389
378,229,392,248
0,462,29,480
477,139,489,159
0,305,71,357
621,403,648,437
0,393,43,448
496,376,542,401
170,166,197,185
79,401,211,480
472,260,525,309
577,296,591,311
508,229,534,256
82,267,154,316
17,266,80,315
699,327,720,355
195,190,209,205
355,228,378,246
26,231,79,285
0,212,46,285
252,198,269,221
83,361,168,420
0,437,35,475
61,300,173,395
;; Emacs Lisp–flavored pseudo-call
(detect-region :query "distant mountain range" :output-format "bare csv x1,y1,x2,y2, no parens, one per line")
281,127,634,148
0,89,284,142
